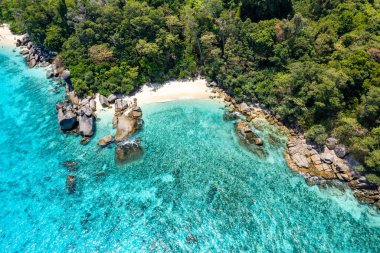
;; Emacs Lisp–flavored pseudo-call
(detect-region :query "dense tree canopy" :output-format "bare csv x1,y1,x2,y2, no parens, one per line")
1,0,380,179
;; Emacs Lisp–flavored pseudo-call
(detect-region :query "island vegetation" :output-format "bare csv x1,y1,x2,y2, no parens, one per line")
1,0,379,183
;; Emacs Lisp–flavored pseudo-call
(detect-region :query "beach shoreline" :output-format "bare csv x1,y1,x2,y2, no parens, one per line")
0,24,22,47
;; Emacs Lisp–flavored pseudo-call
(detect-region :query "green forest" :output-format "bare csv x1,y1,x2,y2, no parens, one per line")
1,0,380,181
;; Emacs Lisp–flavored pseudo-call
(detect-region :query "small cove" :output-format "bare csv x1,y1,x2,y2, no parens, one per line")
0,46,380,252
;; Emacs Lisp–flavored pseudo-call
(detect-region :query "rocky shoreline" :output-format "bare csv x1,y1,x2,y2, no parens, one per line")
11,34,380,208
210,87,380,209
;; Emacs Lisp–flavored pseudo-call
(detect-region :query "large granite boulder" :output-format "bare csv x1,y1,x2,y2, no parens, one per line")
115,139,143,163
58,108,78,131
115,114,137,142
326,137,337,150
107,94,117,104
78,108,94,137
99,95,110,107
89,99,96,111
98,135,115,147
334,144,348,158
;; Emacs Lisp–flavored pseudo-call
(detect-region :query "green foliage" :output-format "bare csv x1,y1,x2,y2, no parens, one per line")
1,0,380,174
306,125,328,145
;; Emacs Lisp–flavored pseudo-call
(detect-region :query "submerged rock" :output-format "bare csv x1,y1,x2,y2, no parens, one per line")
223,111,239,121
98,135,115,147
236,121,263,146
63,161,78,171
115,139,143,163
186,234,198,244
66,175,76,194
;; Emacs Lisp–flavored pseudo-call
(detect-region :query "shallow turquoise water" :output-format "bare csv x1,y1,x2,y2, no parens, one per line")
0,46,380,252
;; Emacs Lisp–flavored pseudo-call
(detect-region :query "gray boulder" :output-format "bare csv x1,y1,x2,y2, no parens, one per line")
107,94,117,104
58,109,78,131
89,99,96,111
326,137,338,150
61,70,71,80
99,95,110,107
21,35,30,45
27,41,33,49
78,108,94,137
334,144,348,158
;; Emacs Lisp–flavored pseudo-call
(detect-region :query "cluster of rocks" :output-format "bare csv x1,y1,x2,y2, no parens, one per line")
286,136,380,208
56,91,96,144
16,35,54,68
96,95,144,163
236,121,263,146
209,86,380,209
113,97,144,163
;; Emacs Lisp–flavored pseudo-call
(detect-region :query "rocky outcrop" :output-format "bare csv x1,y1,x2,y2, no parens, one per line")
56,93,97,143
17,35,53,68
236,121,263,146
286,135,380,208
115,139,143,163
115,101,143,142
98,135,115,147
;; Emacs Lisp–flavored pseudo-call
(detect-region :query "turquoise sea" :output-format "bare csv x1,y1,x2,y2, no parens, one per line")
0,45,380,252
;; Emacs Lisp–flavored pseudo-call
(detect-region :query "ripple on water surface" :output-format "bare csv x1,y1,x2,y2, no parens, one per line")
0,47,380,252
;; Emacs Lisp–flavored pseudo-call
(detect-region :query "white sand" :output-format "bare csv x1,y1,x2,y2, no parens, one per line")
131,78,214,105
0,24,22,47
94,78,215,115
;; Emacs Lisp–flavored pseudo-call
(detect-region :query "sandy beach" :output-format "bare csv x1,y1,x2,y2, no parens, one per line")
131,79,215,105
94,78,216,117
0,24,22,47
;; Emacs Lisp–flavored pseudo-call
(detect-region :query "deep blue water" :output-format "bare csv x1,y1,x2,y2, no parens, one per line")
0,46,380,252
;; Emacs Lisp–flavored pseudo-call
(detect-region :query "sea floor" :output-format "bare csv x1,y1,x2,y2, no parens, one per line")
0,46,380,252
